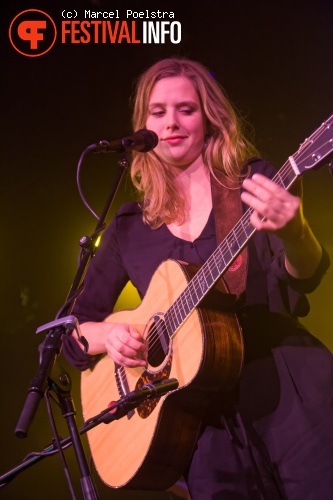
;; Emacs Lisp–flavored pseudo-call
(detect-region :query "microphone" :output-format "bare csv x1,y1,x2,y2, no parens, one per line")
84,378,179,427
87,129,158,153
124,378,179,405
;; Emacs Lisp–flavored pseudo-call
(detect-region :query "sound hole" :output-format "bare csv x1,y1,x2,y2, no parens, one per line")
147,315,170,367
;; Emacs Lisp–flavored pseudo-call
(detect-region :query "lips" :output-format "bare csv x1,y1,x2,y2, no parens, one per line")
162,135,188,145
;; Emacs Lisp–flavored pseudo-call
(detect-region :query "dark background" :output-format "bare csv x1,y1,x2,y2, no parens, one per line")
1,0,333,498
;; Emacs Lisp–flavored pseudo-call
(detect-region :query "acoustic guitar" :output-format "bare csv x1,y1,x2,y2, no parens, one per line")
81,114,333,490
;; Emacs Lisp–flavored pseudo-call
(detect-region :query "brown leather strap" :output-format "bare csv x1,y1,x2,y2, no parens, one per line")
211,170,247,297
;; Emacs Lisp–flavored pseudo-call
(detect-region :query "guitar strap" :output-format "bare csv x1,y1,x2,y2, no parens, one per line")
211,167,248,298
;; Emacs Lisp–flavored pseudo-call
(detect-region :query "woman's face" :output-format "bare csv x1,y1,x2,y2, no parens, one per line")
146,76,206,170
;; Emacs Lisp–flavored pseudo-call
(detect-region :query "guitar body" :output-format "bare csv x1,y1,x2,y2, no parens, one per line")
81,259,244,490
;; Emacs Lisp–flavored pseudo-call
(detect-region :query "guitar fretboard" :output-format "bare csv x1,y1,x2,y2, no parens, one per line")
164,159,298,336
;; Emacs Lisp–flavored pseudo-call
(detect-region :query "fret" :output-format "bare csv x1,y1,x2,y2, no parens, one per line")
235,222,248,247
174,297,185,325
183,287,195,313
209,256,221,281
202,264,215,289
188,278,201,305
222,244,233,264
224,230,239,264
164,314,174,338
166,306,177,334
273,162,296,191
275,170,287,189
171,304,181,331
214,246,227,273
206,259,216,284
178,301,187,322
229,228,240,252
199,272,209,293
171,305,181,331
241,213,254,238
282,165,296,188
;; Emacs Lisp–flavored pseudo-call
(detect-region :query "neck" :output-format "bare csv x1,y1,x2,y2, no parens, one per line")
170,155,210,193
169,156,212,215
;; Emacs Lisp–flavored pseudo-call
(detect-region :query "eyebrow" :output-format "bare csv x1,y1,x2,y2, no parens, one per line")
148,100,199,108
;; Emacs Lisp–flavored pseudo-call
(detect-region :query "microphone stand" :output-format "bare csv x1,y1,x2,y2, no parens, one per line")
0,379,179,489
12,151,131,499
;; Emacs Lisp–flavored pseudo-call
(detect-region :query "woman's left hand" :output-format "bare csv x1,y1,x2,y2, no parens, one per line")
241,173,305,242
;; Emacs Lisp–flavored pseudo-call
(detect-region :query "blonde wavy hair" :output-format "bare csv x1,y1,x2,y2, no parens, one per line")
131,57,258,228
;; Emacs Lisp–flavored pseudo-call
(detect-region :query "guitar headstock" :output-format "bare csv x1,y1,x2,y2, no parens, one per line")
294,114,333,175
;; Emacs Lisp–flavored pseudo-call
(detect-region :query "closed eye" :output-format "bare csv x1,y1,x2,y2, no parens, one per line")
180,108,194,115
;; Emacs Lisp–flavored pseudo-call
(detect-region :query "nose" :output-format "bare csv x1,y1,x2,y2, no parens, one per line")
166,109,179,130
167,122,179,130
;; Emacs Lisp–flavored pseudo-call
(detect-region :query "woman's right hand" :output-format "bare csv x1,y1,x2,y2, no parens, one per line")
105,322,147,367
76,321,147,368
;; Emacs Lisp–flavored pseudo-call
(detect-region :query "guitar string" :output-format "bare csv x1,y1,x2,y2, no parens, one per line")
117,129,333,374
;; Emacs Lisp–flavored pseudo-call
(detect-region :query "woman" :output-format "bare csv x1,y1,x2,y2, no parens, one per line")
64,58,333,499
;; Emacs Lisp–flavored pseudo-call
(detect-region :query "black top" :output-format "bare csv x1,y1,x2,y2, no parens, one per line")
63,159,330,371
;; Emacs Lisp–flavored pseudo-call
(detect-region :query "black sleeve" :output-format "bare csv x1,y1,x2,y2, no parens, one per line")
62,214,130,371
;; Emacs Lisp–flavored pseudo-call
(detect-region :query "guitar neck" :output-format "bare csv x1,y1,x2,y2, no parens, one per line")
165,159,299,335
164,113,333,336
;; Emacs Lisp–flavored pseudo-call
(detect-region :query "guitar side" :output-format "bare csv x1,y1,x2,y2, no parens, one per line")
81,259,243,490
